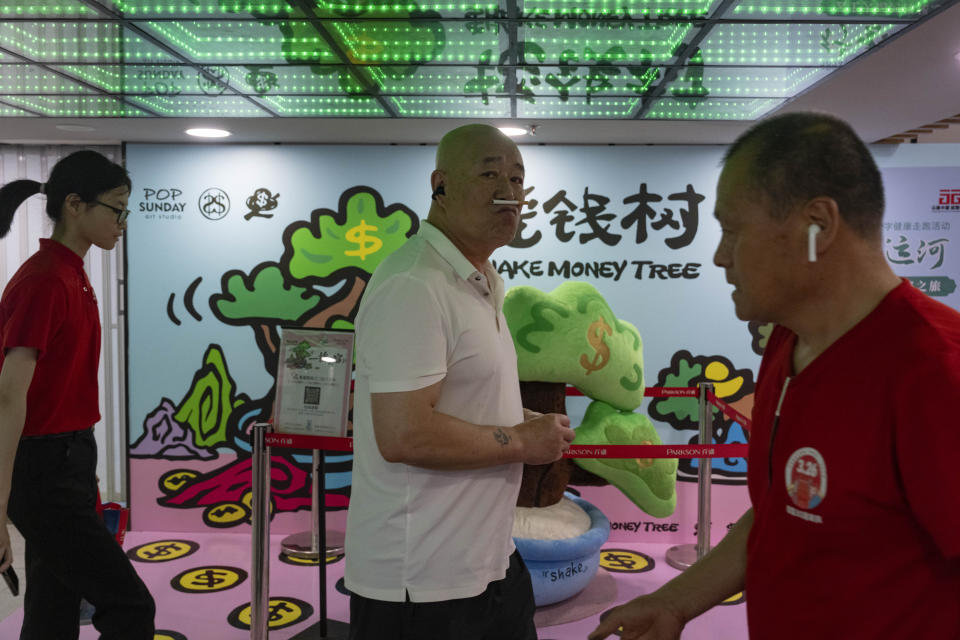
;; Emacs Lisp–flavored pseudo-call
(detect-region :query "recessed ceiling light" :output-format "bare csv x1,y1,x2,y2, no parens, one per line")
185,127,231,138
498,126,529,137
55,124,96,132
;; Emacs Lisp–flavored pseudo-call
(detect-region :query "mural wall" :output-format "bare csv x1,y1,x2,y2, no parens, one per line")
125,143,960,541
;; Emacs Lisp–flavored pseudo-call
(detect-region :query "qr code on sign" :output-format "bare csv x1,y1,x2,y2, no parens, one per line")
303,386,321,405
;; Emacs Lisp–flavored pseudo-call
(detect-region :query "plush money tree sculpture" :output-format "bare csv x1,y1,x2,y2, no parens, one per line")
503,282,677,517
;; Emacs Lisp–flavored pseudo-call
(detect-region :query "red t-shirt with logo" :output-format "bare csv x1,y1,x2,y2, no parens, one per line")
0,239,101,436
747,280,960,638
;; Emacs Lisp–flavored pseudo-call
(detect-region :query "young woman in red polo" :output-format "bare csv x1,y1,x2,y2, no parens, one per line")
0,151,155,639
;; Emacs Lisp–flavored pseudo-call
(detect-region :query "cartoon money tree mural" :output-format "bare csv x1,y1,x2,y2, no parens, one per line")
648,349,754,481
132,186,418,528
502,281,678,516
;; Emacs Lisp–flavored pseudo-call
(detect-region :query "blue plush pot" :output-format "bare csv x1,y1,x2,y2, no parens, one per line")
513,494,610,606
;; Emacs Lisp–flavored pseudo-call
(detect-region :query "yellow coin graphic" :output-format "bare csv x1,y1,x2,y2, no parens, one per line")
172,566,248,593
241,491,274,515
721,591,745,606
158,469,199,494
128,540,199,563
227,597,314,631
599,548,654,574
154,631,187,640
203,502,250,528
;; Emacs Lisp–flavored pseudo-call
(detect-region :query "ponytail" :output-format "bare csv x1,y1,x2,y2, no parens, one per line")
0,180,43,239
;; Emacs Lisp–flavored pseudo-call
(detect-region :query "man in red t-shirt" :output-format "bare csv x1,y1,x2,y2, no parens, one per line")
590,113,960,640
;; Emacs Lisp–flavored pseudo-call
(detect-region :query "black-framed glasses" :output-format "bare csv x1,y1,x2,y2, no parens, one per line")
95,200,130,225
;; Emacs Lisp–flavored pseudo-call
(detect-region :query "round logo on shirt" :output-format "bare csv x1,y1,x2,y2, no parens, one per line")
785,447,827,510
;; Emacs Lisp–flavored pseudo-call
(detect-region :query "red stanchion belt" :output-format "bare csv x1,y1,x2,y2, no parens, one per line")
263,436,747,459
565,386,697,398
564,443,747,459
264,433,354,452
262,387,750,459
705,391,752,430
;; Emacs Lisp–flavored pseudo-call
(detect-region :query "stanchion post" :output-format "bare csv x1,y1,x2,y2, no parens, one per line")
250,422,272,640
665,382,715,570
696,382,714,560
311,450,320,554
317,451,329,637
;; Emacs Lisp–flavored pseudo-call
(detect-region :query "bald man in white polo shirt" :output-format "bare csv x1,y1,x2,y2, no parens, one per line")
345,124,575,639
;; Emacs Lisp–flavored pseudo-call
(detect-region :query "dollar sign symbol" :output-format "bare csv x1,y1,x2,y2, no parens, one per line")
580,316,612,375
344,220,383,261
269,602,294,622
193,569,226,588
144,543,179,559
603,552,636,570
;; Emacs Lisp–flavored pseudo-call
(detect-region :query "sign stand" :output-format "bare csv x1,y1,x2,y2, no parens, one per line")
281,451,345,559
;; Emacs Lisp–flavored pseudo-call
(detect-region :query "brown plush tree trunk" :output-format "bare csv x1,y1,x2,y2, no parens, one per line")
516,382,574,508
516,382,608,507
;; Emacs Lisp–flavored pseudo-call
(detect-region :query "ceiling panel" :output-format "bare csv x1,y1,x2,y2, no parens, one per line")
1,64,98,94
2,94,151,116
0,0,952,121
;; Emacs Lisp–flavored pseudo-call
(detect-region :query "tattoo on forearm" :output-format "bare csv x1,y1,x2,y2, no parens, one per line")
493,428,511,447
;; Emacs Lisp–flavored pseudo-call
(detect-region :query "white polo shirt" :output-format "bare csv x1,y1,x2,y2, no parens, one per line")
344,221,524,603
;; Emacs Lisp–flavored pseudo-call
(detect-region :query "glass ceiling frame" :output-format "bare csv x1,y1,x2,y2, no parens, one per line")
0,0,953,120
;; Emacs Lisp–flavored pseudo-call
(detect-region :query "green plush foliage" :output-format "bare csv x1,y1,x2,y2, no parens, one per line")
503,281,644,411
572,401,678,518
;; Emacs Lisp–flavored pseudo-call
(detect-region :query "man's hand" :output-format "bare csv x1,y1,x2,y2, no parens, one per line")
514,413,575,465
587,594,686,640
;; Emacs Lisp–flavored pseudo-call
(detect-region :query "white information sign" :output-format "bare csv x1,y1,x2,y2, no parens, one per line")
274,328,354,437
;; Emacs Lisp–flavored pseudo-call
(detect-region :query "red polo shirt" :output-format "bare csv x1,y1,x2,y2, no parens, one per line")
0,239,101,436
746,281,960,638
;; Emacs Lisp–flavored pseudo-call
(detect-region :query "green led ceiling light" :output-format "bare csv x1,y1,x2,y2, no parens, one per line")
0,65,94,94
126,94,272,115
517,95,640,118
257,94,387,115
519,0,714,18
0,0,92,18
391,95,511,116
371,65,494,94
514,62,660,100
3,95,150,117
108,0,298,18
139,20,339,63
0,22,178,63
700,22,902,66
517,21,693,66
0,0,950,120
664,66,829,98
730,0,938,18
644,97,782,120
311,0,499,19
0,104,38,116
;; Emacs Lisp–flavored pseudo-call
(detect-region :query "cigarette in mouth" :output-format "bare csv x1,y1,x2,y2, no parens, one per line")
492,199,530,205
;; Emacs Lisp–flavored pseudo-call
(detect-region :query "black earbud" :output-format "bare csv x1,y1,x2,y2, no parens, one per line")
431,184,445,200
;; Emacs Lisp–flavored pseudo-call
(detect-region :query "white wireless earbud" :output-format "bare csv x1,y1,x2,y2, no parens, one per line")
807,223,822,263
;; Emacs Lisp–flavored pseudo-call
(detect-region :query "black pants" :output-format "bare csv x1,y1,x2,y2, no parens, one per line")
8,429,155,640
349,550,537,640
